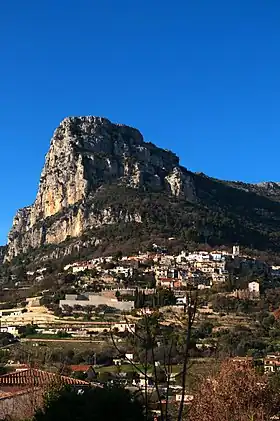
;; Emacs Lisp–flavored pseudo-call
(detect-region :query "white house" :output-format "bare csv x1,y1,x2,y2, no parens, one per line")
0,326,19,336
248,281,260,297
176,296,187,305
175,394,194,403
186,252,210,263
176,251,187,263
125,353,134,362
27,271,35,276
264,354,280,373
232,245,240,257
210,252,225,261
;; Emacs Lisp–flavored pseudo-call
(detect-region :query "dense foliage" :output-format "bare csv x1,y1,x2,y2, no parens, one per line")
33,386,146,421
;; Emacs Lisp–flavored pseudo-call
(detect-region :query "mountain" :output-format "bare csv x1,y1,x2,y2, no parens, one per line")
5,116,280,263
0,246,6,265
226,180,280,202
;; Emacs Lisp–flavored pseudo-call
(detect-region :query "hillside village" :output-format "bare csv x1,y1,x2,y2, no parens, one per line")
0,244,276,325
61,244,263,289
0,244,279,343
2,244,280,419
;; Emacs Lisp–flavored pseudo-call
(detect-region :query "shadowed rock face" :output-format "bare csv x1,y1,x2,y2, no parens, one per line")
5,117,196,261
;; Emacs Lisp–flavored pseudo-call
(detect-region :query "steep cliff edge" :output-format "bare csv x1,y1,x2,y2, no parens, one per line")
6,117,196,261
6,116,280,264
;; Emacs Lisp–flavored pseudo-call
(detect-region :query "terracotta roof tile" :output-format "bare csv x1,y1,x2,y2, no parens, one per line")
0,368,89,387
70,365,93,372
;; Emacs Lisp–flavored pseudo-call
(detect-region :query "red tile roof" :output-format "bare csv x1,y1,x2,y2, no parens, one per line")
70,365,93,372
0,368,89,387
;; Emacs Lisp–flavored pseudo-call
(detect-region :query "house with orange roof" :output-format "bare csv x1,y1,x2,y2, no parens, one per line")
0,368,90,420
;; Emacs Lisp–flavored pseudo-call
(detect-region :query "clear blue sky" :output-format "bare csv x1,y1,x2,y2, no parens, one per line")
1,0,280,245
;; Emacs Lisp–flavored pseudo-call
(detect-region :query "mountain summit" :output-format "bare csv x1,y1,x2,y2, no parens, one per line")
5,117,280,262
6,117,196,261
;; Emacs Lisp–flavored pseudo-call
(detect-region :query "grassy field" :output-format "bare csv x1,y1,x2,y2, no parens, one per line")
97,358,219,375
8,339,109,361
96,359,219,392
97,364,137,373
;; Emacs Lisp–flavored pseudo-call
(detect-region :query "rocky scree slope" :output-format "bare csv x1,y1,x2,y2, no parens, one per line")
5,116,280,262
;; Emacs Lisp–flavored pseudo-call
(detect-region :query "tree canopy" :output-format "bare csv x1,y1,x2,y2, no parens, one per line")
33,386,146,421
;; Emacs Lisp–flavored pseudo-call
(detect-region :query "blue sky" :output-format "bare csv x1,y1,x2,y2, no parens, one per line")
1,0,280,245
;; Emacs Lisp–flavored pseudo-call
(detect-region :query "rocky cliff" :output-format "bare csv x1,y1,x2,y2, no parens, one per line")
6,116,280,264
6,117,196,261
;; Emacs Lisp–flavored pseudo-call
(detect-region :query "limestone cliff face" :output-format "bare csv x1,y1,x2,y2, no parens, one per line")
6,116,196,261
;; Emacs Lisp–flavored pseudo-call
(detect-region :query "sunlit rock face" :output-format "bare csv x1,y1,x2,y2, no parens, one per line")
6,116,196,261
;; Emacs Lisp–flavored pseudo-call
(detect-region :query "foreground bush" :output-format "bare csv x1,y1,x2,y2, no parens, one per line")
32,386,146,421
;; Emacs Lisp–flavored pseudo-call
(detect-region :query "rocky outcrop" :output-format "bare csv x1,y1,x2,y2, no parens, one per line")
5,116,196,261
0,246,6,265
165,167,196,199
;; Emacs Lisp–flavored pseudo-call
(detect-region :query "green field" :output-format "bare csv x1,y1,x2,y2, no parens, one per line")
97,358,218,376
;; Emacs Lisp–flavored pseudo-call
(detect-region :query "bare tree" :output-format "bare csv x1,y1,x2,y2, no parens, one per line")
189,359,280,421
110,289,198,421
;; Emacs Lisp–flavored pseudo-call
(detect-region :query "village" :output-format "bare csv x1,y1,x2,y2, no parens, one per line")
1,244,280,419
1,244,278,334
0,244,268,330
